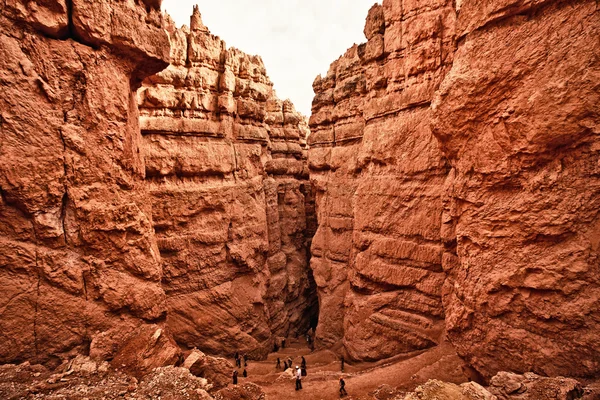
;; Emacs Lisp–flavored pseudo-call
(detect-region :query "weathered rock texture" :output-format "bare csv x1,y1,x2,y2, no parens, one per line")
310,0,599,381
432,0,600,379
0,0,170,365
137,7,317,358
309,0,454,359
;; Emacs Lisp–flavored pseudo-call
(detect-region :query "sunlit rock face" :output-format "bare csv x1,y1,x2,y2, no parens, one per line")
310,0,600,380
308,0,454,360
137,7,317,358
0,0,170,365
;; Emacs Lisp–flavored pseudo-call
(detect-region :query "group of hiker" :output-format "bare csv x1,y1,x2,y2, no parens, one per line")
231,351,248,385
231,336,348,396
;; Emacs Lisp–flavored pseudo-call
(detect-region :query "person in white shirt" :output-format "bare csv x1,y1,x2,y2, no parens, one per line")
295,366,302,390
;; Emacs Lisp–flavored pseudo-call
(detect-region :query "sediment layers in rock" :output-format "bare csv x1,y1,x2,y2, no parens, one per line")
308,0,455,359
137,8,316,358
311,0,600,381
431,0,600,379
0,0,170,365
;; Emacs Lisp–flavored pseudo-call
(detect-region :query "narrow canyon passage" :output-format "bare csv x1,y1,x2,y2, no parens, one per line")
0,0,599,398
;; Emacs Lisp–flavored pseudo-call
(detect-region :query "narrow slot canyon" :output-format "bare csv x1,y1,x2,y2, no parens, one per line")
0,0,599,399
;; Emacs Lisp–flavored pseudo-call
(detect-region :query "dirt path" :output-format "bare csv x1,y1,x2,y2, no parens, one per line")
231,338,471,399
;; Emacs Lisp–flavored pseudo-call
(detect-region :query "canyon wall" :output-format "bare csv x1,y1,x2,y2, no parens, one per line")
432,0,600,379
137,7,316,358
0,2,315,365
310,0,599,380
309,0,454,359
0,0,170,365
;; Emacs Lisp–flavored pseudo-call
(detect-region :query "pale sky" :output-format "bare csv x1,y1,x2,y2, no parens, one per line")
162,1,379,116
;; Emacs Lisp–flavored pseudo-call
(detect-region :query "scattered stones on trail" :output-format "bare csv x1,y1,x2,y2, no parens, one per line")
0,361,213,400
488,372,584,400
400,379,497,400
110,324,181,379
183,349,234,391
214,382,266,400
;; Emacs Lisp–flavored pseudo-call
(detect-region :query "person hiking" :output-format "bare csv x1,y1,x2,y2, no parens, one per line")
301,365,307,377
301,356,306,368
243,368,247,377
283,361,288,371
232,370,238,385
281,338,286,348
276,357,281,369
295,366,302,390
339,377,347,396
287,357,293,367
341,355,345,372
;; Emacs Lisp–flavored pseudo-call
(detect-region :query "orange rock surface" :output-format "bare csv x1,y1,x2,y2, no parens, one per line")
310,0,600,381
0,0,170,366
308,0,454,359
137,7,317,358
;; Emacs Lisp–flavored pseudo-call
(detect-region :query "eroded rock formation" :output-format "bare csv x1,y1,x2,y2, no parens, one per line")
0,0,170,366
432,0,600,379
0,1,315,367
137,7,317,357
309,0,454,359
310,0,599,382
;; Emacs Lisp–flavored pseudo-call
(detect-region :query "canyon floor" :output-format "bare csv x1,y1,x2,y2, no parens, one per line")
243,338,470,399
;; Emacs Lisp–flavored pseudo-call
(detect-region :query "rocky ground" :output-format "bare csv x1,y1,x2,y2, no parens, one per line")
1,338,597,400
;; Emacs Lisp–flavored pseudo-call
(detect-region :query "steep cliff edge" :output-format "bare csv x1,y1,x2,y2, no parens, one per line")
310,0,600,380
137,7,317,357
0,0,170,365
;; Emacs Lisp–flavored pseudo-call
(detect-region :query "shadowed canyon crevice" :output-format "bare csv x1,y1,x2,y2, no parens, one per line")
0,0,599,390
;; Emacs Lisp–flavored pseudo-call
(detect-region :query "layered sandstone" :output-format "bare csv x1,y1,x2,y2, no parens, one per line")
310,0,600,382
137,7,316,358
309,0,454,359
0,0,170,365
431,0,600,379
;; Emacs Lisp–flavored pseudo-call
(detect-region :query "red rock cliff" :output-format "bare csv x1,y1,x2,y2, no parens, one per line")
0,0,170,365
431,0,600,379
137,7,317,357
310,0,600,380
309,0,454,360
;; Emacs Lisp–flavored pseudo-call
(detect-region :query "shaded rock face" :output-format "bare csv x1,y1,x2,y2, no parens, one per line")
0,0,170,365
308,0,454,359
431,0,600,379
137,8,317,358
310,0,599,382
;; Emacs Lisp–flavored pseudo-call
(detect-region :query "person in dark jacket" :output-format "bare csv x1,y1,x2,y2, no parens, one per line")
341,356,345,372
276,357,281,369
243,369,247,377
339,377,347,396
301,356,306,368
283,361,288,371
232,370,238,385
